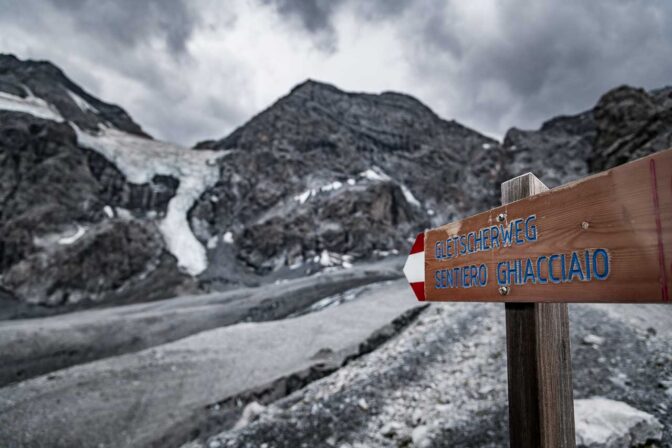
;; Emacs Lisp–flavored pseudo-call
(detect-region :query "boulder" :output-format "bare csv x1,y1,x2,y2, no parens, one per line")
574,397,663,448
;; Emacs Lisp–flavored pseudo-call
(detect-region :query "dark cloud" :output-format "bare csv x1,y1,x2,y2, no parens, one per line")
0,0,670,145
392,0,672,136
260,0,342,34
50,0,199,54
257,0,347,52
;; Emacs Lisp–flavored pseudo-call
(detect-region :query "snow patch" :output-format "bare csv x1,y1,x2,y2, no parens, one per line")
400,184,421,207
482,143,492,149
58,226,86,245
103,205,114,218
359,166,422,207
318,250,353,269
75,126,228,275
294,190,314,204
206,236,219,249
223,231,234,244
293,180,345,204
321,180,342,192
0,88,63,122
66,90,98,114
360,167,390,181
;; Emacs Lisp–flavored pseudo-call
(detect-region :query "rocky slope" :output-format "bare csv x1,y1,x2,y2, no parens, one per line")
192,302,671,448
502,85,672,188
0,55,219,312
192,80,503,285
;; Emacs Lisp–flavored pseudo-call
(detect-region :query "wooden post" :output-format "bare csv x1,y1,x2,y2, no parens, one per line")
502,173,576,448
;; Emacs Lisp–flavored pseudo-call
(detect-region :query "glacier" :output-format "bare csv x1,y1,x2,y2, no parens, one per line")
75,126,229,275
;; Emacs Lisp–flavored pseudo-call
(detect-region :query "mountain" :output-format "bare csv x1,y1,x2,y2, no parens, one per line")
0,54,671,447
0,55,195,313
191,80,503,287
0,54,670,315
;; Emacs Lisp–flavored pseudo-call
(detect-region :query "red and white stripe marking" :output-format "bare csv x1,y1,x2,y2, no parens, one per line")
403,232,425,301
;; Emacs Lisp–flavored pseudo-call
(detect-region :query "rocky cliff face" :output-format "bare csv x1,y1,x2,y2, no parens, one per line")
192,80,504,284
0,110,190,310
0,56,194,313
502,85,672,188
0,54,670,311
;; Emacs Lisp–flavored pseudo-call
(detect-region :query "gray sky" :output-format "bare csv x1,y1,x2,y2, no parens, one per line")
1,0,670,146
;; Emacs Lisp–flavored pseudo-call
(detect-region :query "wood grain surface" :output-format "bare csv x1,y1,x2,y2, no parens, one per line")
424,148,672,303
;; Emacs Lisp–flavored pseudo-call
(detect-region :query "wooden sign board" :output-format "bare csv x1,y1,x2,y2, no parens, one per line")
404,148,672,303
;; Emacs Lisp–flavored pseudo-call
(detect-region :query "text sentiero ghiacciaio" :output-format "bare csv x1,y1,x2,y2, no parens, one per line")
432,214,610,290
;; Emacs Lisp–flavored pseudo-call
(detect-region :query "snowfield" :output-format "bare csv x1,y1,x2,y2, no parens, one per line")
0,89,63,122
75,126,229,275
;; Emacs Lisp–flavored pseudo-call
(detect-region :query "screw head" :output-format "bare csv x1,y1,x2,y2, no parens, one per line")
496,213,506,223
581,221,590,230
498,286,510,296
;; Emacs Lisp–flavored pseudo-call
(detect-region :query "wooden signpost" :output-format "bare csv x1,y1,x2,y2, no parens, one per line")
403,149,671,447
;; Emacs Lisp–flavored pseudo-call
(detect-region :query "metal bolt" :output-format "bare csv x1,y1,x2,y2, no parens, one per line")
496,213,506,222
581,221,590,230
499,286,510,296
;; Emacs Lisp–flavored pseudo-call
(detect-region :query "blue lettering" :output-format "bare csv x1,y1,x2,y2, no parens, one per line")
459,235,467,255
479,264,488,286
435,241,444,260
593,249,610,280
497,262,507,285
490,226,500,249
536,256,548,284
514,219,524,244
482,228,490,250
585,250,591,280
523,258,536,284
568,251,585,281
501,223,513,247
525,215,537,241
467,232,475,254
474,231,483,252
507,260,519,285
549,254,561,283
470,265,478,286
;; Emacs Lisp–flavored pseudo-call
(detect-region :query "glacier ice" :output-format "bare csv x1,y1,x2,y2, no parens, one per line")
75,126,229,275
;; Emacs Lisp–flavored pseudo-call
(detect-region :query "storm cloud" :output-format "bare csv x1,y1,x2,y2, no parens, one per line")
0,0,670,145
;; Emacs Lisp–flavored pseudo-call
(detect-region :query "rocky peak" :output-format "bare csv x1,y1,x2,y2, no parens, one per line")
0,54,148,137
593,85,658,151
190,80,503,283
591,85,672,171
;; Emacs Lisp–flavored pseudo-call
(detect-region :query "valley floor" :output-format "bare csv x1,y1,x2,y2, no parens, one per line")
0,260,670,447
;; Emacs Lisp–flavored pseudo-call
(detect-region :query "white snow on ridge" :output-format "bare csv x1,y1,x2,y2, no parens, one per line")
66,90,98,114
0,89,63,122
295,189,313,204
360,167,389,181
75,126,229,275
58,225,86,245
293,180,345,204
360,166,422,208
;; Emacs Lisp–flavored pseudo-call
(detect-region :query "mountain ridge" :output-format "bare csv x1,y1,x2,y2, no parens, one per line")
0,53,670,313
